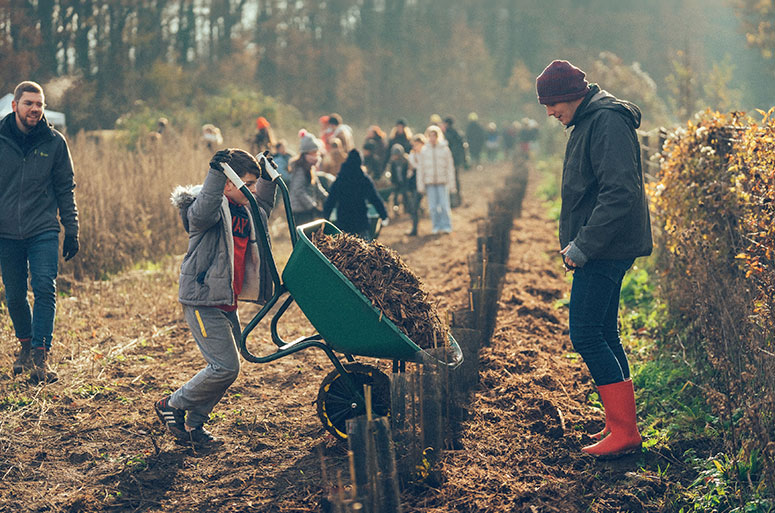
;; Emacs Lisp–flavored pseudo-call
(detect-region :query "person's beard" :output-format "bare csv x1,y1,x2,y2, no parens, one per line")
19,112,42,131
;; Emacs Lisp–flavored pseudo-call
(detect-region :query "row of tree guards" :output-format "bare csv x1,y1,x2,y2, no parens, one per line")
322,154,530,512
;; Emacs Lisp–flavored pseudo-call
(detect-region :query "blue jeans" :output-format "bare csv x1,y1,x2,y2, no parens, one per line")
568,258,634,386
425,184,452,233
0,231,60,350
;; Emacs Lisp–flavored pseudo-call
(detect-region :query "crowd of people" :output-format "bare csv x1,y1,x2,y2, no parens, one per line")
248,112,541,238
197,111,539,239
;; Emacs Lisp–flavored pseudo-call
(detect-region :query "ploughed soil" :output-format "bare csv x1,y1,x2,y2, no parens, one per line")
0,158,697,512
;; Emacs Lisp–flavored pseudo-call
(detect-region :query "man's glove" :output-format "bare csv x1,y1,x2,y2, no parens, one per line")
209,149,231,172
258,150,279,181
381,217,390,227
63,234,79,262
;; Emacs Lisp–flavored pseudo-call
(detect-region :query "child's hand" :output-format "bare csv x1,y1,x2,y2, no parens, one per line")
258,150,279,181
210,149,231,171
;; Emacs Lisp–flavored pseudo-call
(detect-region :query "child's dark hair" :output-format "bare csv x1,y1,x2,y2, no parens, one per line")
226,148,260,178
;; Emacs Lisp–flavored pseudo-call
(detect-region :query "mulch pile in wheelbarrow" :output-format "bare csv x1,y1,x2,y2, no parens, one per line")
311,230,447,350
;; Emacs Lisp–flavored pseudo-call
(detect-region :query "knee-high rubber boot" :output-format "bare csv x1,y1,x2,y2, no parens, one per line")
589,378,634,440
582,379,641,457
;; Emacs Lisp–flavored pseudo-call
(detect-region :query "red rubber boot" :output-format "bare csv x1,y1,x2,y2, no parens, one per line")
582,379,641,458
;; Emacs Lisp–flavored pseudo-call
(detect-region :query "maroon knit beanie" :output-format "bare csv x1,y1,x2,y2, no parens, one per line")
536,60,590,105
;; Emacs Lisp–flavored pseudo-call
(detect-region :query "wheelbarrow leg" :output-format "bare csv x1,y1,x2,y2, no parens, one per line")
270,295,297,348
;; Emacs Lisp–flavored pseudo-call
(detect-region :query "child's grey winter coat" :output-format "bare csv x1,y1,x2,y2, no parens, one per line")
171,168,275,307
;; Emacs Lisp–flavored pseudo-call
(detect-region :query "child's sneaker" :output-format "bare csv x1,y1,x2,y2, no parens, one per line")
154,396,186,438
178,426,218,446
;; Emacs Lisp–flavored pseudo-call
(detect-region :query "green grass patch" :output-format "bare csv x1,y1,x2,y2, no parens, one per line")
621,260,774,512
0,393,34,410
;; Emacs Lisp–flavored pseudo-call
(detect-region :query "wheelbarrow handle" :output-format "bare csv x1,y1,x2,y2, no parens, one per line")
224,156,281,184
220,162,246,189
223,161,297,244
220,162,282,291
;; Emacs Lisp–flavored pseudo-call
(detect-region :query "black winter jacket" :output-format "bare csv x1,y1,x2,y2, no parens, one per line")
560,85,652,262
445,127,466,167
323,150,388,235
0,112,78,239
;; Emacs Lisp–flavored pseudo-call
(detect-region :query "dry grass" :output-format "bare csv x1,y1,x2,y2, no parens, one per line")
64,129,248,280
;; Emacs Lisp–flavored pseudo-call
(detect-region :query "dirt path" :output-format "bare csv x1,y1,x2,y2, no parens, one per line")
0,158,678,512
401,160,678,513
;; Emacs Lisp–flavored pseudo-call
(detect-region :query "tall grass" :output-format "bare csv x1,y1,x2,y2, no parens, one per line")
65,129,240,280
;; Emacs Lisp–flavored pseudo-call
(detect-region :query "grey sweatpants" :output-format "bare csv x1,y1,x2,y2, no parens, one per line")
169,305,241,427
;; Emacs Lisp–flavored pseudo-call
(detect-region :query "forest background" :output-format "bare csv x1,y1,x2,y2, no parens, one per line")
2,0,774,138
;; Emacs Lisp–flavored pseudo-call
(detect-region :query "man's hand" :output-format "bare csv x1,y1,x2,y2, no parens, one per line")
382,217,390,227
63,234,79,261
258,150,278,181
560,244,576,273
209,149,231,172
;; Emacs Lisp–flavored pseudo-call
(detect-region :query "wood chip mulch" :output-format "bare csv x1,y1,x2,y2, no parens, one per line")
310,229,447,351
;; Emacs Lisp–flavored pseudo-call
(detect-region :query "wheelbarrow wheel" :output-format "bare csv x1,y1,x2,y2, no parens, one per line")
316,363,390,440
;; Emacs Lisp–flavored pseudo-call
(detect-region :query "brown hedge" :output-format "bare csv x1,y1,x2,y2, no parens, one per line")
650,108,775,490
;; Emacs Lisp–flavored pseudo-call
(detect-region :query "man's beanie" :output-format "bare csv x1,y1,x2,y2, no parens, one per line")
536,60,590,105
298,129,322,153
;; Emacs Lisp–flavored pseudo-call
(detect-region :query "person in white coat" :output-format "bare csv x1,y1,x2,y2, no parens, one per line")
415,125,456,234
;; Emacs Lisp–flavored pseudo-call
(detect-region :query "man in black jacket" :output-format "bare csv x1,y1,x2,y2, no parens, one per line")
536,60,652,458
0,81,79,383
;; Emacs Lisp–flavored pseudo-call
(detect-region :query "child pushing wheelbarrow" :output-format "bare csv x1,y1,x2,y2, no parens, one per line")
156,148,462,446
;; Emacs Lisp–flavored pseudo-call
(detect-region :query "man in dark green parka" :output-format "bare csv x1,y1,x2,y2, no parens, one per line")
536,60,652,459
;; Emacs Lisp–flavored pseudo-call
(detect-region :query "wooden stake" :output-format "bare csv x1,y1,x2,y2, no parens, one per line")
336,470,346,505
348,450,357,500
364,384,373,422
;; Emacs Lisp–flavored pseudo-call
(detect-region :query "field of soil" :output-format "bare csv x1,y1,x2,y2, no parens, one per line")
1,157,697,512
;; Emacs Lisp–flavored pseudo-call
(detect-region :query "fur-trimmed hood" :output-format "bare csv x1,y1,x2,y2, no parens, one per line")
170,184,203,232
171,184,203,209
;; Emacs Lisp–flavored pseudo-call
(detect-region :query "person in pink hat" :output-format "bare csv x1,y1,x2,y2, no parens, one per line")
536,59,653,459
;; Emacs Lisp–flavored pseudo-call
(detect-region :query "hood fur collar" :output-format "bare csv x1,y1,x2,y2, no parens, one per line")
170,184,203,210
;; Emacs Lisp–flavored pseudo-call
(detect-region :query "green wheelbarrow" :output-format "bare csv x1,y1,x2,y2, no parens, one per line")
222,161,463,439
